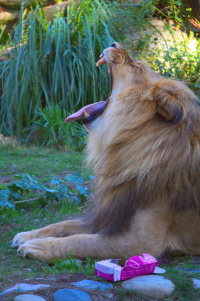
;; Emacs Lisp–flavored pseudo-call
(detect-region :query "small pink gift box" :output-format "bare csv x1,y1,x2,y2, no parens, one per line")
95,253,158,282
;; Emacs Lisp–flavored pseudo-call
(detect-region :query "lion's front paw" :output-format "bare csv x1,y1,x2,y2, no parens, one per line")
17,238,54,262
11,231,36,248
17,238,45,259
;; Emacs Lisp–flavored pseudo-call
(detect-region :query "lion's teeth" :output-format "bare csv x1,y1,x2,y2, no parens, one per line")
83,110,89,118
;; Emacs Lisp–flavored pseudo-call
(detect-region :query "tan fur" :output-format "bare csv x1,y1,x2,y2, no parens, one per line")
12,43,200,263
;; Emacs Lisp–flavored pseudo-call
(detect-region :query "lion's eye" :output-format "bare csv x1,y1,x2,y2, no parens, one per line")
111,42,117,49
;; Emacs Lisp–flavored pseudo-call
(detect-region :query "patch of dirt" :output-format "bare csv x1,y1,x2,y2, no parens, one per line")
1,273,120,301
0,224,16,232
0,175,11,184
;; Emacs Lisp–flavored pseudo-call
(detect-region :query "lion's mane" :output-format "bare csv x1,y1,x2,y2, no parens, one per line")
84,67,200,235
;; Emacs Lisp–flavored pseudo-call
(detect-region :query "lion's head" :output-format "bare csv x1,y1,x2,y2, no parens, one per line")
65,42,161,130
66,43,200,236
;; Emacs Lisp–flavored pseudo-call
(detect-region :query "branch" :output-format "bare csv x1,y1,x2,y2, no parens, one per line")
14,196,45,204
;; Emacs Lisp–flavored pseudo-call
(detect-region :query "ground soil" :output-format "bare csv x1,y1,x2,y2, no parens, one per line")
1,273,120,301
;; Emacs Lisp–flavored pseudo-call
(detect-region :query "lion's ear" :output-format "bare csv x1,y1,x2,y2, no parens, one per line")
156,102,182,124
152,79,183,124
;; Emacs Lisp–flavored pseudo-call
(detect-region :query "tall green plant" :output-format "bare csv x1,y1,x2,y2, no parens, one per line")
0,0,114,139
0,0,156,142
30,105,87,149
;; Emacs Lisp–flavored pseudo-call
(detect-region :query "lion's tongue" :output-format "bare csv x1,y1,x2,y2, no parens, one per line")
64,101,106,123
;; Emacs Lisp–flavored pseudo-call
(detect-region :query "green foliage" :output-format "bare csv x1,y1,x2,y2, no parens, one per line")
51,253,96,274
0,0,115,140
164,267,196,300
0,172,91,211
129,0,200,99
154,0,193,26
0,0,156,143
156,38,199,96
29,105,87,150
0,25,10,50
134,31,200,98
0,189,14,210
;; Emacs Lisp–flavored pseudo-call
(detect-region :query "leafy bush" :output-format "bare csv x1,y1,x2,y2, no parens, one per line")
27,105,87,150
0,0,155,143
0,173,91,211
132,29,200,98
151,34,200,97
155,0,194,28
0,0,113,139
129,0,200,99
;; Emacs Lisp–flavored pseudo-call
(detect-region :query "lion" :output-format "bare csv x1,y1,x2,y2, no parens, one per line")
12,42,200,264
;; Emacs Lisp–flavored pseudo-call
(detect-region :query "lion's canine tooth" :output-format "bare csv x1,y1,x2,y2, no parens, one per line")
83,110,89,118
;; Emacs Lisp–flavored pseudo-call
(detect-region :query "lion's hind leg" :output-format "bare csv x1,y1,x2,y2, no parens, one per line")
11,219,86,248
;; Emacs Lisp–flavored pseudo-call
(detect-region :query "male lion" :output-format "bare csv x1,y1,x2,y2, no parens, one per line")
12,42,200,263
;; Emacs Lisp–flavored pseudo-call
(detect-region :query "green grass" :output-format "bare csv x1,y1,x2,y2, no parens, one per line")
118,288,151,301
0,143,89,183
50,254,96,275
0,143,91,292
0,202,81,290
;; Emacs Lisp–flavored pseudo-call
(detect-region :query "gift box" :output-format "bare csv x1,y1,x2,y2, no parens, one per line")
95,253,158,282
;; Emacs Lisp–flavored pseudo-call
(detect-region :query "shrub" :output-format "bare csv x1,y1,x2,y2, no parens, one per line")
150,34,200,97
0,0,114,139
0,173,91,210
26,105,87,150
130,14,200,98
0,0,155,143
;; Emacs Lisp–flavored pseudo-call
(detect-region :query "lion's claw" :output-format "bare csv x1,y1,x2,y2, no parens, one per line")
17,240,37,258
11,231,35,248
17,238,51,262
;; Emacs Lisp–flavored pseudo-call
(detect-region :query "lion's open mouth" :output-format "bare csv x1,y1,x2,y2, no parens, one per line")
64,101,107,123
65,52,109,124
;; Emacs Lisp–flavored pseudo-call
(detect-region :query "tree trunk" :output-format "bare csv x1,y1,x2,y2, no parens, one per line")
0,0,74,25
0,55,10,62
43,0,73,22
0,7,20,25
0,0,53,8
